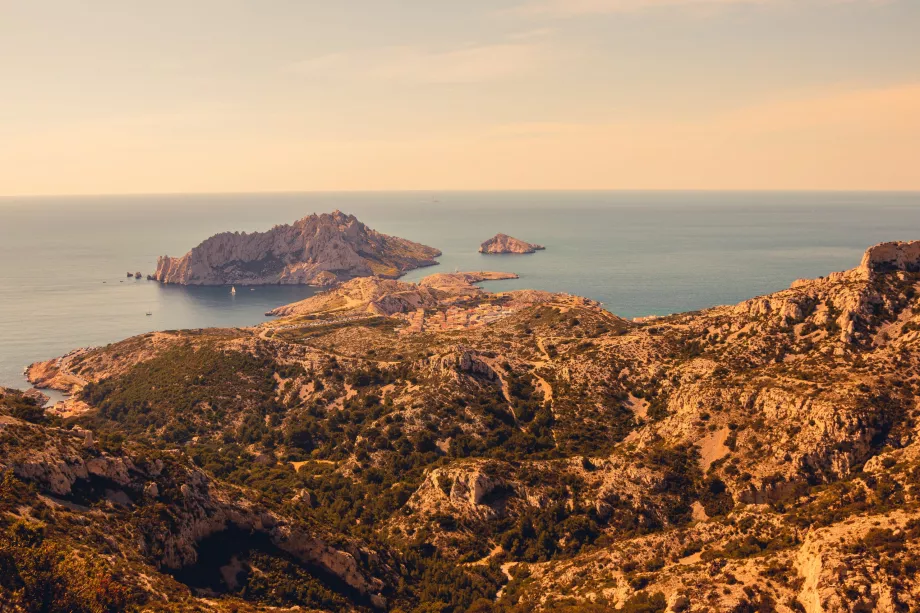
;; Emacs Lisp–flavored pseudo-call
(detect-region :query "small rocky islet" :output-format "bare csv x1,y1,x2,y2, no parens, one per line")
479,233,545,255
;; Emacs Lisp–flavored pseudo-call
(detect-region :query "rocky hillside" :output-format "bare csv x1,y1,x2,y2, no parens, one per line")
267,271,518,317
479,234,545,255
0,387,393,611
11,240,920,612
153,210,441,286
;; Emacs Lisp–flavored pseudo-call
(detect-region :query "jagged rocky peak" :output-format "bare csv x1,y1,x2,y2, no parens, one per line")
153,210,441,286
859,240,920,274
479,233,545,254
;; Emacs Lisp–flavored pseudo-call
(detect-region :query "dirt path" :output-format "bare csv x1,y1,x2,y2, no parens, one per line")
466,544,503,567
480,357,519,423
291,459,336,472
533,373,554,405
531,370,558,446
494,562,519,600
535,336,552,362
259,314,378,340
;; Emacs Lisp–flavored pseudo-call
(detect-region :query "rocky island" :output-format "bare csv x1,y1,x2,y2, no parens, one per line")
479,233,545,254
7,240,920,612
153,210,441,286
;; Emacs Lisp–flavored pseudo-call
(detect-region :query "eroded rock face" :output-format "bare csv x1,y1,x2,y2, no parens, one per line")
859,240,920,275
413,463,509,522
154,210,441,286
427,348,498,380
479,233,545,254
794,512,915,613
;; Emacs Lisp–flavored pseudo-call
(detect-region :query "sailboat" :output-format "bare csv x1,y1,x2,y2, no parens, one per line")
231,286,237,295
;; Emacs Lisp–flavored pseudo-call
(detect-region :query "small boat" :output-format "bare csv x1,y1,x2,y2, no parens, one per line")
231,286,237,295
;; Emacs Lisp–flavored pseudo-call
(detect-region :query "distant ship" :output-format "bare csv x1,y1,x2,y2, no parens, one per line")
231,286,237,295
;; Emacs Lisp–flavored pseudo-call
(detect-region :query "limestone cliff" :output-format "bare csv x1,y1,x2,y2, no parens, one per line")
479,233,545,254
153,210,441,286
859,239,920,274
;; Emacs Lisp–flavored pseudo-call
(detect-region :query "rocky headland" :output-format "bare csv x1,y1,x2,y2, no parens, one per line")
153,210,441,286
479,233,545,255
266,270,519,318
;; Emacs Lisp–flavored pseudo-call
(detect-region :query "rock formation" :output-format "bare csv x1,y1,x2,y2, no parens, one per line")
479,233,545,254
266,270,518,317
859,239,920,274
153,210,441,286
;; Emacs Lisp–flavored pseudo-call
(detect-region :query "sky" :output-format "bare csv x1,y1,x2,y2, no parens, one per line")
1,0,919,195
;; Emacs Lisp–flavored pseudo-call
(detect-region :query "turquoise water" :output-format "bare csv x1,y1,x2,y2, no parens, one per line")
2,191,919,389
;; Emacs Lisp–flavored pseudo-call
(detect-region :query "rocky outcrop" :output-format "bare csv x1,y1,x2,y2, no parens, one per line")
729,241,920,345
26,348,90,394
408,462,510,523
859,240,920,275
425,348,499,380
479,233,545,254
153,210,441,286
794,512,917,613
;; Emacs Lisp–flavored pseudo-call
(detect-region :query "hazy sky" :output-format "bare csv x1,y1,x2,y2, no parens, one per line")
2,0,919,195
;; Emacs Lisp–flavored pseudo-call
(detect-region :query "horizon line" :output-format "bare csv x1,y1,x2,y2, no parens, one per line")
3,187,920,200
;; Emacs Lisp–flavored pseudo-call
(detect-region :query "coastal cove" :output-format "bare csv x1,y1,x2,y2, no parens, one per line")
1,190,919,389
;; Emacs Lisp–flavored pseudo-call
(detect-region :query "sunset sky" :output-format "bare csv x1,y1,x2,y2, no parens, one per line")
2,0,919,195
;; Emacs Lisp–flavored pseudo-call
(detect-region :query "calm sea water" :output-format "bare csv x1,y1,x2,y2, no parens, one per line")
1,191,919,389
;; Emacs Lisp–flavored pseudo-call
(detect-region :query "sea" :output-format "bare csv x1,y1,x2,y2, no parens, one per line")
2,191,919,391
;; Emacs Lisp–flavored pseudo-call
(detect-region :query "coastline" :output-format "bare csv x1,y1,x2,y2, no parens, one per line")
5,191,920,391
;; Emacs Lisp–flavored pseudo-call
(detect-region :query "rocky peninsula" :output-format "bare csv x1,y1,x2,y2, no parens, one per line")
479,233,545,254
13,239,920,612
153,210,441,286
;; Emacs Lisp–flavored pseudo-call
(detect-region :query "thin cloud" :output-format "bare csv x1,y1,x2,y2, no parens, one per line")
289,41,546,85
507,28,556,40
508,0,889,16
